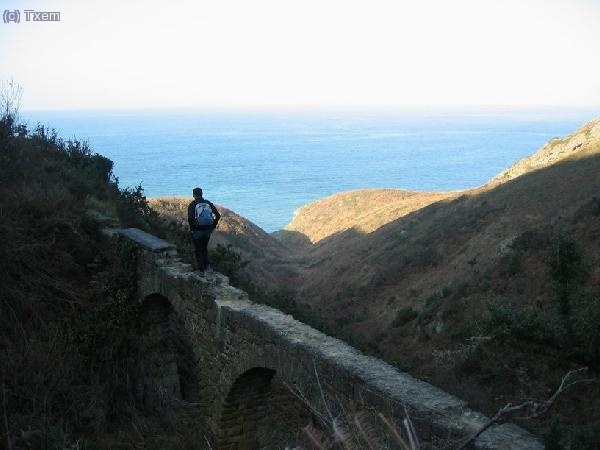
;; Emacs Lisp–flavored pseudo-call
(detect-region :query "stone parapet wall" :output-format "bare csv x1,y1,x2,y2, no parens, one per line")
120,228,543,449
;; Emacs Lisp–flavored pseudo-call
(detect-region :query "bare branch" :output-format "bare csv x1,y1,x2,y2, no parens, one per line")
0,79,23,124
403,404,420,450
303,425,327,450
313,359,335,425
332,418,355,450
353,414,376,450
282,381,329,427
378,412,411,450
455,368,598,450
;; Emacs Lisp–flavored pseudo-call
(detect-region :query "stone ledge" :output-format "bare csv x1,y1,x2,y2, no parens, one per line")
213,294,543,449
140,235,545,450
118,228,177,253
85,208,119,227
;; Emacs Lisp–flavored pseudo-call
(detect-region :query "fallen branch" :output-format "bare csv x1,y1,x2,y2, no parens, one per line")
285,366,420,450
403,404,420,450
282,381,330,428
313,359,335,425
455,368,598,450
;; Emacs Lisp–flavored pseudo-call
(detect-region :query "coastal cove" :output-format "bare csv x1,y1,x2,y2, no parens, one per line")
25,108,598,231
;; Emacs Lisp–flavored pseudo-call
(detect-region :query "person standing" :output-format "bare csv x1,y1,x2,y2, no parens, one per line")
187,187,220,272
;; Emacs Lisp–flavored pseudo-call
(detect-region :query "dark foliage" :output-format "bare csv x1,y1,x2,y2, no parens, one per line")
548,230,588,337
210,243,248,280
117,184,158,228
0,89,154,447
391,306,418,327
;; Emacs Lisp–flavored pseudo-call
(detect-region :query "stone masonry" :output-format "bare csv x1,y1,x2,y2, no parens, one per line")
116,228,544,449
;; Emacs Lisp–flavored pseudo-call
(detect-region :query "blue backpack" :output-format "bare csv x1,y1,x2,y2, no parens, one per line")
194,202,214,227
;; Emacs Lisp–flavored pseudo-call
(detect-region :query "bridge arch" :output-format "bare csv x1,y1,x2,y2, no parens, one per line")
123,231,546,449
217,367,275,450
136,293,200,410
217,365,317,450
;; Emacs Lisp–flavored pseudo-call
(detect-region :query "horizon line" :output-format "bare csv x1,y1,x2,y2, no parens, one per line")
21,104,600,114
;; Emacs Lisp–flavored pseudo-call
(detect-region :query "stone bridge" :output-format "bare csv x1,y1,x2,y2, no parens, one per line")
114,227,543,450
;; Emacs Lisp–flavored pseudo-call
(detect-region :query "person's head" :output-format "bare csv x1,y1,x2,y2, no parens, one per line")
193,187,203,199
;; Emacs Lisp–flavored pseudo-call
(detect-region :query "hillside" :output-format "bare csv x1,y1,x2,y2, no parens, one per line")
276,118,600,446
147,119,600,447
492,118,600,183
0,106,215,448
148,197,300,288
276,189,455,246
282,119,600,317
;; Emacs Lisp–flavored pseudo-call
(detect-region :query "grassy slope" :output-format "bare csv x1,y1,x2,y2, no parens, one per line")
12,106,598,447
283,120,600,312
277,189,456,245
148,197,300,288
0,122,122,447
150,119,600,446
150,120,600,340
0,119,208,448
278,118,600,444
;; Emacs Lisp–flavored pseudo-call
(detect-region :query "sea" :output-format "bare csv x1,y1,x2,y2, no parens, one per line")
23,108,599,232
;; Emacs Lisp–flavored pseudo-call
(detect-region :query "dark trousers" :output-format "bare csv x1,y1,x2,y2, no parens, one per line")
191,230,212,271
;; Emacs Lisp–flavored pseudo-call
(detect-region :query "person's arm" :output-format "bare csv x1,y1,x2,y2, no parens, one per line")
210,202,221,227
187,202,195,230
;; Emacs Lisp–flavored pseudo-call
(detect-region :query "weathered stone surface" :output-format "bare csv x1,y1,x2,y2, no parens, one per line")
118,228,177,252
120,228,544,449
85,208,119,227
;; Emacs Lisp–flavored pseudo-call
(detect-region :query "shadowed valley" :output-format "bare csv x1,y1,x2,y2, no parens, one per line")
151,118,600,446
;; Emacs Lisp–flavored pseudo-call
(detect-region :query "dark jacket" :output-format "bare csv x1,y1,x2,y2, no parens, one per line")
188,198,221,231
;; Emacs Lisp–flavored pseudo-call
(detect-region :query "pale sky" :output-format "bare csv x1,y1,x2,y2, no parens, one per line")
1,0,600,110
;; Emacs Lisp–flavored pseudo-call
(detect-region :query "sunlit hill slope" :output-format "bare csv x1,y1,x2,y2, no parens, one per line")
151,118,600,445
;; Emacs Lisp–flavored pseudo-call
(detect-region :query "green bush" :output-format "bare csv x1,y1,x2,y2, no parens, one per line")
105,237,139,304
548,230,588,290
0,82,165,445
417,288,450,324
117,184,157,228
547,230,588,337
512,229,546,252
572,296,600,368
210,243,247,279
484,301,554,346
573,196,600,222
391,306,418,327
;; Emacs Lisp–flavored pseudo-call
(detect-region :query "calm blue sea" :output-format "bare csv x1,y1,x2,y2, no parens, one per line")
23,108,599,232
